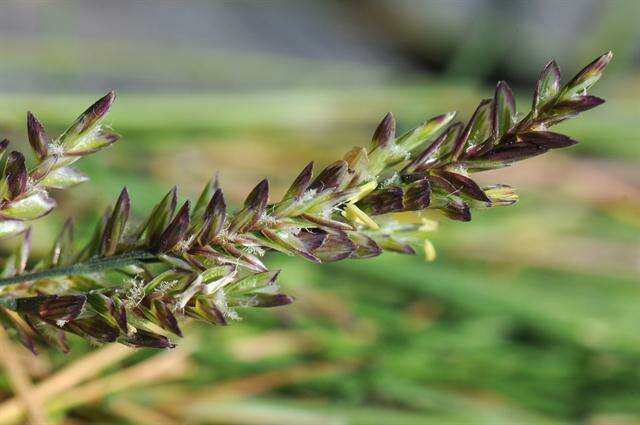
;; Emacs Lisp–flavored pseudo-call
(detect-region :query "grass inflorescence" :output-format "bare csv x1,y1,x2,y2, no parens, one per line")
0,52,612,352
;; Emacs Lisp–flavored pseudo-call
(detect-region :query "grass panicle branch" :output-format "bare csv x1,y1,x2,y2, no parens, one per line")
0,92,119,240
0,52,612,352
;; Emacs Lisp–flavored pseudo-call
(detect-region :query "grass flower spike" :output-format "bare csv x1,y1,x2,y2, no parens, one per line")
0,53,612,352
0,92,119,238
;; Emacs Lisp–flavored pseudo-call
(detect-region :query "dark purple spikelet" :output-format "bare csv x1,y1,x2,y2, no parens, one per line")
152,299,182,337
158,201,191,252
111,298,129,333
348,232,382,259
480,143,547,164
4,151,28,200
428,174,458,196
565,51,613,92
437,122,464,164
552,96,605,115
186,298,228,326
66,317,119,343
456,98,492,158
309,161,348,192
86,293,128,338
143,186,179,247
26,111,50,160
77,91,117,135
59,92,116,147
371,112,396,149
101,187,130,256
289,229,325,254
13,295,87,323
301,213,354,231
437,171,490,203
193,177,219,221
0,307,37,354
518,131,578,149
251,293,295,308
63,129,121,156
224,244,268,272
261,228,321,263
198,188,226,244
443,199,472,222
492,81,516,142
358,186,404,215
533,60,561,112
403,178,431,211
122,328,175,349
403,127,451,173
305,230,356,263
230,179,269,233
0,139,9,155
283,161,314,200
244,179,269,213
24,315,70,353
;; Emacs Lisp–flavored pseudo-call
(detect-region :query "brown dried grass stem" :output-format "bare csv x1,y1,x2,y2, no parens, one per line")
0,327,49,425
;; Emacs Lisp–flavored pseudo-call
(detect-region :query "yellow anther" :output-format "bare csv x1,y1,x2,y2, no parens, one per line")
343,203,379,230
348,180,378,203
423,239,437,262
419,218,439,232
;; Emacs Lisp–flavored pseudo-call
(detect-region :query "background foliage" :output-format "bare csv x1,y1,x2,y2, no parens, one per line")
0,1,638,424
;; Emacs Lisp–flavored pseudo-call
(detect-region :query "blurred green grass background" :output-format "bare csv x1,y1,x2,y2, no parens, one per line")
0,1,639,424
